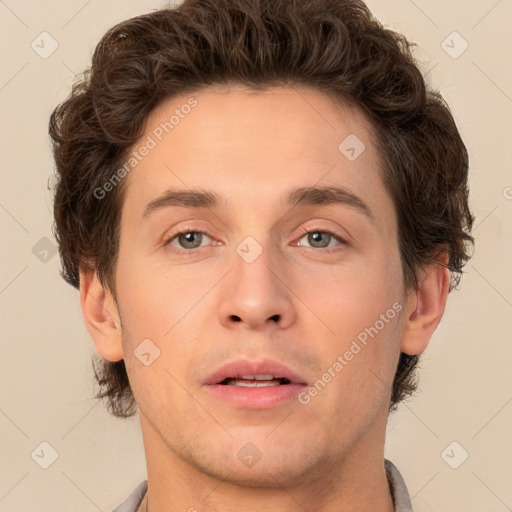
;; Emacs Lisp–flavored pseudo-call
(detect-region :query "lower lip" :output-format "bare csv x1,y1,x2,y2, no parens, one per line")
204,383,307,409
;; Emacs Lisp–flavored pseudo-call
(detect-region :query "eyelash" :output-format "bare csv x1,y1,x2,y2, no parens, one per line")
164,226,348,253
295,226,348,252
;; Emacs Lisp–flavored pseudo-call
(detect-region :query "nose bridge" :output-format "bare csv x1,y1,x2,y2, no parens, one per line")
217,234,296,330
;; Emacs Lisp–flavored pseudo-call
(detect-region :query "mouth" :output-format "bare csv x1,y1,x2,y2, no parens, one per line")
202,359,308,409
218,375,292,387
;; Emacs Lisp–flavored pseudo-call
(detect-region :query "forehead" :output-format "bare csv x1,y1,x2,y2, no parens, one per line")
141,84,378,169
120,85,394,231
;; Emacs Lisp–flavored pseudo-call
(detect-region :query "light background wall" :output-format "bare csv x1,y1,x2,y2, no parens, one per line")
0,0,511,510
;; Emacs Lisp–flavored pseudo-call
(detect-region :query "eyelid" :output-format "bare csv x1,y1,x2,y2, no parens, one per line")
294,225,349,249
164,227,215,251
164,223,349,253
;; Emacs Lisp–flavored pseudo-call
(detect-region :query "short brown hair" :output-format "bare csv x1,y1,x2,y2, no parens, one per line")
49,0,474,418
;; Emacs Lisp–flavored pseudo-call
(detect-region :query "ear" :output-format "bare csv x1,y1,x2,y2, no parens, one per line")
79,266,124,362
400,253,451,356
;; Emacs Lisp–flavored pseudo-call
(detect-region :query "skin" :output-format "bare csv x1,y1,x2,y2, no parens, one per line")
80,85,450,512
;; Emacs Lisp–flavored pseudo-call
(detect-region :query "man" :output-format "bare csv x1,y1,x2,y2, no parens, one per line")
49,0,474,510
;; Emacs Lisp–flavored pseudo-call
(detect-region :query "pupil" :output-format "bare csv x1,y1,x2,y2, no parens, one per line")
309,232,329,248
180,232,201,248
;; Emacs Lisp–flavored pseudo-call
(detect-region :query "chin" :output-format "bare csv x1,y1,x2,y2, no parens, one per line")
196,456,318,489
187,435,330,489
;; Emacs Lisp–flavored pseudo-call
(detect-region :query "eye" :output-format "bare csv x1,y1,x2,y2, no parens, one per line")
164,227,347,253
295,228,346,250
166,230,214,250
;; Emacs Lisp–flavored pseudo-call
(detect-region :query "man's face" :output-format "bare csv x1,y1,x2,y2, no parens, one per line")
113,85,409,486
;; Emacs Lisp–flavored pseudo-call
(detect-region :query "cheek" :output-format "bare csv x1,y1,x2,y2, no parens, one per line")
114,254,195,335
297,245,404,400
302,250,403,341
114,257,213,397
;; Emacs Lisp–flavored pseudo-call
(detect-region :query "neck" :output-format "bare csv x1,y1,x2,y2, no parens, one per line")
137,409,395,512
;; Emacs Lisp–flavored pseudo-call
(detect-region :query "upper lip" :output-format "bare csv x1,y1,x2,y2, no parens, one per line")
202,358,308,385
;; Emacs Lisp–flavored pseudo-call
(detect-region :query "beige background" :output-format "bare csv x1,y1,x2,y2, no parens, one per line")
1,0,511,510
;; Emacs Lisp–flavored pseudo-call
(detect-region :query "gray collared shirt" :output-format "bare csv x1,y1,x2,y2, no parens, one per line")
111,458,413,512
385,458,414,512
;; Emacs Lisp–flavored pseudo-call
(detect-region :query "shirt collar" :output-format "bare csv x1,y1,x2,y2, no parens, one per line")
385,458,414,512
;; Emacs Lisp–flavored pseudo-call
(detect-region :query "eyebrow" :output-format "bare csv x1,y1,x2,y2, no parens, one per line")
141,185,374,222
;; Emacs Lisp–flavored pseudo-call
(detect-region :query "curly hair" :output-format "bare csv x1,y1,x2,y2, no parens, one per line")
49,0,474,418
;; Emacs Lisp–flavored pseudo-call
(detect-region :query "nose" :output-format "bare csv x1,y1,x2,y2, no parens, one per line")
217,241,296,331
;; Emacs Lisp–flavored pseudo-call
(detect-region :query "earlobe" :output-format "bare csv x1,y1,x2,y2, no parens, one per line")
79,266,124,362
400,254,451,356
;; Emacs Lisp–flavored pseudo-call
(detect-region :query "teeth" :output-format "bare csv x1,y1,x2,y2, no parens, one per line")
228,379,281,387
219,375,291,386
240,374,275,380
